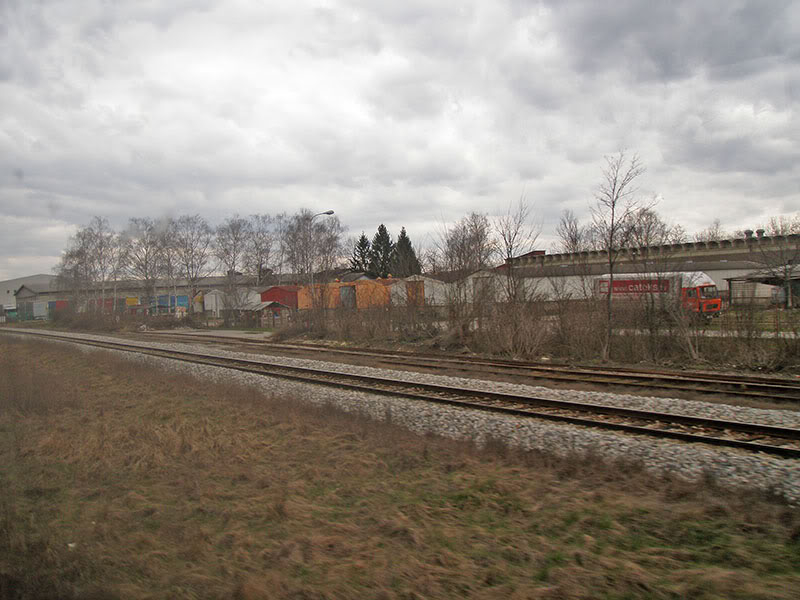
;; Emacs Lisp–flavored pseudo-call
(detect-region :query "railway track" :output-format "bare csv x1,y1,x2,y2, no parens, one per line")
4,328,800,459
139,331,800,403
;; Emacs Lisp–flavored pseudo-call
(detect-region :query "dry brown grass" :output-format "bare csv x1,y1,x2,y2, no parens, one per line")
1,336,799,599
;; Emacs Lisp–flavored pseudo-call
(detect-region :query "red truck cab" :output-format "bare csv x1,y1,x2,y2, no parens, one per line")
595,272,724,317
681,284,722,316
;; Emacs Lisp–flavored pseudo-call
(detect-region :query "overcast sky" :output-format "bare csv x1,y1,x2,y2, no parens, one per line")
1,0,798,280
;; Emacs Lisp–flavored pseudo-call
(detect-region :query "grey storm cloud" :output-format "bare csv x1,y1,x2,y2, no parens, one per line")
0,0,798,280
548,0,799,82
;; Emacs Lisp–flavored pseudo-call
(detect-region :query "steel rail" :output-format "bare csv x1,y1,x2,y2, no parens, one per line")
138,331,800,402
253,337,800,387
4,328,800,459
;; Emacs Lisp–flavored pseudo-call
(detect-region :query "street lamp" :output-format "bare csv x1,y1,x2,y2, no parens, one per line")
309,210,335,310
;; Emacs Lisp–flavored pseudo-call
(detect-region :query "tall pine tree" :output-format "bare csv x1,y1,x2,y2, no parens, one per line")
349,232,371,272
368,224,395,278
392,227,421,277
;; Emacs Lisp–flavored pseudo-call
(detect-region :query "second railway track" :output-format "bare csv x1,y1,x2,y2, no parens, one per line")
5,328,800,459
139,331,800,403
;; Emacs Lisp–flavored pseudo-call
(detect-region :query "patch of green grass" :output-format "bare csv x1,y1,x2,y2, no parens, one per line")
534,551,567,582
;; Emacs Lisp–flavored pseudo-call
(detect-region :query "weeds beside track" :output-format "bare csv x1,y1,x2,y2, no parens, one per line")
138,331,800,404
4,328,800,458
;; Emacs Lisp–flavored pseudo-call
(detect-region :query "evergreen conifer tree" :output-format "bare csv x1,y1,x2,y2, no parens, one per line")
349,232,371,273
391,227,422,277
368,224,395,278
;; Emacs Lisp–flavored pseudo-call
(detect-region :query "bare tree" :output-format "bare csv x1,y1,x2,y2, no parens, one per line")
245,213,275,287
553,209,596,296
282,213,313,284
282,209,344,321
55,217,123,314
495,195,540,262
272,213,289,284
317,215,345,276
173,214,214,311
549,209,603,358
283,209,344,284
753,214,800,309
485,195,547,356
436,212,495,276
123,217,165,314
433,212,496,340
629,206,685,249
108,230,127,314
624,207,700,360
591,151,647,360
159,218,182,313
494,194,540,302
215,215,252,320
55,226,94,309
416,238,440,274
555,209,592,254
83,216,119,311
762,214,800,238
693,218,728,242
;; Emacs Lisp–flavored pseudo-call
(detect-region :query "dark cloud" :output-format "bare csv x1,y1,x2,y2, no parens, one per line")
548,0,799,82
665,135,800,175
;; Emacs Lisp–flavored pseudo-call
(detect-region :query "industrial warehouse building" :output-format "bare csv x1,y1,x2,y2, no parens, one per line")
2,231,797,321
500,231,800,307
1,274,56,313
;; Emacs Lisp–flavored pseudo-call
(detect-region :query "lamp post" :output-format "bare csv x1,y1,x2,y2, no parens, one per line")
309,210,335,311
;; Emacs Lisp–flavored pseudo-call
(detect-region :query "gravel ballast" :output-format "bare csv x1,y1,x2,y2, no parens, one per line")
7,329,800,503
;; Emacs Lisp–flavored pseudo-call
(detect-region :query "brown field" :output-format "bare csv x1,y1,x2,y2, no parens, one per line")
0,336,799,599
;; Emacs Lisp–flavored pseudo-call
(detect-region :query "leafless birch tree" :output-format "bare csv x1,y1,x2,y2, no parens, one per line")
555,209,593,254
754,214,800,309
591,151,647,360
693,218,728,242
215,215,252,318
245,213,275,286
494,195,540,302
123,217,165,314
55,227,93,308
282,209,344,284
173,214,214,310
434,212,496,340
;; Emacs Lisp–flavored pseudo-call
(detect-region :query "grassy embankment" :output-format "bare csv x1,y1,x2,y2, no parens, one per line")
0,336,799,599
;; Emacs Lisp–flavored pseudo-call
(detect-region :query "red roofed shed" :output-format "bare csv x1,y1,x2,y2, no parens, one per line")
260,285,299,310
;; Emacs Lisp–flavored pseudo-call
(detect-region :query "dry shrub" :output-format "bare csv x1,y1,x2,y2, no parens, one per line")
471,301,548,359
710,305,800,372
50,308,123,332
548,299,606,361
330,307,393,342
269,321,311,342
0,338,83,416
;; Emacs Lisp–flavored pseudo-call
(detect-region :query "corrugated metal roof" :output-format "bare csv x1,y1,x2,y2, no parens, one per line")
727,265,800,284
509,259,765,279
258,285,301,293
14,283,54,295
339,272,372,282
247,301,291,311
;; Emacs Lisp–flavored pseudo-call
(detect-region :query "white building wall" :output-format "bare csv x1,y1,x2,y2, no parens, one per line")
1,274,56,310
422,278,448,306
388,281,407,305
397,275,449,306
243,288,262,308
203,290,225,317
